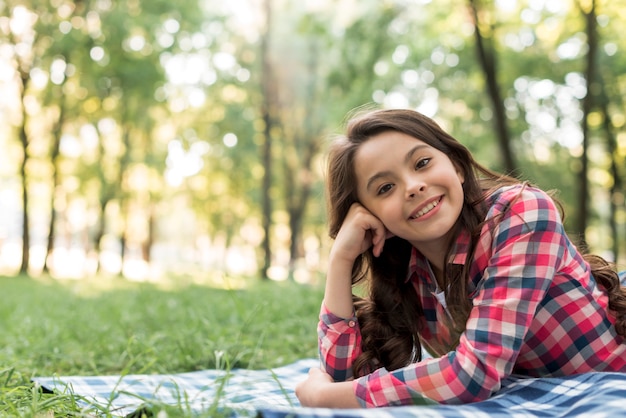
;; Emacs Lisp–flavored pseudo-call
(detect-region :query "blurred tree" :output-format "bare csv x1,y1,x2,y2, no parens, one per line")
38,1,88,273
280,38,323,277
3,2,44,274
271,11,325,278
42,79,65,274
2,0,206,277
259,0,275,280
1,0,624,278
575,0,599,248
583,1,626,262
3,3,37,274
12,29,32,275
76,0,205,275
468,0,516,174
598,85,622,260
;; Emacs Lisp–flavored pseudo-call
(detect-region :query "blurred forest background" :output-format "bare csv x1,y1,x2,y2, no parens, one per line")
1,0,625,283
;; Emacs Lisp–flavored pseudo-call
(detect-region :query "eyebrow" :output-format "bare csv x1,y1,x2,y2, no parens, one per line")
365,144,430,191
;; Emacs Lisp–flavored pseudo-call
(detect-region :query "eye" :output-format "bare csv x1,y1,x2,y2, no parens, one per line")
377,183,394,195
415,157,431,170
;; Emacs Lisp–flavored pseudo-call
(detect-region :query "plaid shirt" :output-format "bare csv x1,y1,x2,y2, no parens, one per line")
318,185,626,407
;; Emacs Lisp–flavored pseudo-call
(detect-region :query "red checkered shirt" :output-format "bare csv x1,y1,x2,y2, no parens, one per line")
318,185,626,407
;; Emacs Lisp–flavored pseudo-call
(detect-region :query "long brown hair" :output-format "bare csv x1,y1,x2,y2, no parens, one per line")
325,108,626,376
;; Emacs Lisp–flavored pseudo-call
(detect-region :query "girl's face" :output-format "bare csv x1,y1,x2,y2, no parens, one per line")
354,130,465,258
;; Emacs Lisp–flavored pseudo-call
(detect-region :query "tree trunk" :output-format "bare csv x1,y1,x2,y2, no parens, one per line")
259,0,274,280
605,126,621,263
17,70,31,275
287,172,314,278
598,82,622,263
142,205,155,263
43,95,65,274
286,141,317,278
467,0,516,174
575,0,598,249
117,126,132,278
285,40,321,278
92,124,113,274
93,198,108,273
120,230,127,273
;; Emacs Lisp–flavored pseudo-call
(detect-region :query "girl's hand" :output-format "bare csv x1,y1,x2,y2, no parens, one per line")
295,368,360,408
295,368,334,407
331,203,391,262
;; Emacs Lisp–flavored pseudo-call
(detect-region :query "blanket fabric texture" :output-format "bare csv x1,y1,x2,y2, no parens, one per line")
34,358,626,417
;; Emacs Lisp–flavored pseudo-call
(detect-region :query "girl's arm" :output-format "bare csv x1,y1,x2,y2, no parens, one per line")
297,203,390,408
295,368,360,408
323,202,389,318
323,249,358,318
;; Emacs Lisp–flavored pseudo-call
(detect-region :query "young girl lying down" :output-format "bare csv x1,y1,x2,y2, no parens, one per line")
296,108,626,408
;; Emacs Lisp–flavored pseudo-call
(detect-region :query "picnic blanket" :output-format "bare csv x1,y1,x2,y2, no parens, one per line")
34,358,626,417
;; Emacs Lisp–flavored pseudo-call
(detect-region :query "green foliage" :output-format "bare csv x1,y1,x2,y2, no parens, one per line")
2,0,625,272
0,275,323,416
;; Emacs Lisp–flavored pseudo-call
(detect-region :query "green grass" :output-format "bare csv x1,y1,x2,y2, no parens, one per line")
0,275,324,417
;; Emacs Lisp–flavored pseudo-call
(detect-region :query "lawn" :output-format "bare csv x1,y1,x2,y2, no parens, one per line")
0,274,324,416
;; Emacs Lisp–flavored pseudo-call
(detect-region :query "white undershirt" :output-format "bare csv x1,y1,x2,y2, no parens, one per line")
433,288,448,310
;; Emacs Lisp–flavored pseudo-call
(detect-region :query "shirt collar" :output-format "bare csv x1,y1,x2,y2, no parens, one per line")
406,228,470,283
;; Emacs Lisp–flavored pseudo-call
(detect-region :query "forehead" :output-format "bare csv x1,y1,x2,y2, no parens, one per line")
354,131,427,166
354,131,430,187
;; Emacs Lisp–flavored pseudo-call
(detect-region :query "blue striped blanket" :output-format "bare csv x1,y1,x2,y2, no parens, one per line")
34,358,626,417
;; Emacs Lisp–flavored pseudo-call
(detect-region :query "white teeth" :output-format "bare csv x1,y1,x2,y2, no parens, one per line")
411,199,440,219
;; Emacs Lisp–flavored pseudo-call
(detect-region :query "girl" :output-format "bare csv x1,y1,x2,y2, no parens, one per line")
295,108,626,408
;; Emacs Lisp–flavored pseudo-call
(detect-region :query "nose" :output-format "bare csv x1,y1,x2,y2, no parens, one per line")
405,175,426,199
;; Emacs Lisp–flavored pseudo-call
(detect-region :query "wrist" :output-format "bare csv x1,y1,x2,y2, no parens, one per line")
321,380,360,408
328,247,359,267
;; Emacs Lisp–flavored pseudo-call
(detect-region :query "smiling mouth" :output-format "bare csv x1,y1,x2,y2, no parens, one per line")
410,197,441,220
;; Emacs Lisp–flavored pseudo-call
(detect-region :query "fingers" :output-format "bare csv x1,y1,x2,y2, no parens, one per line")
333,202,393,260
306,367,332,382
371,225,387,257
365,209,392,258
348,203,391,258
295,367,327,405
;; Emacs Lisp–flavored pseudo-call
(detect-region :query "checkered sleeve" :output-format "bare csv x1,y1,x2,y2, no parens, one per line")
354,186,568,407
318,303,362,382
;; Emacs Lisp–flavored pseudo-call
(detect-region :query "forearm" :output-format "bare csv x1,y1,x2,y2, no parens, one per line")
322,202,388,318
296,370,361,409
318,380,361,408
323,253,356,319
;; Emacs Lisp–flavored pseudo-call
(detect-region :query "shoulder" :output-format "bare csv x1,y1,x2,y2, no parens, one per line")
484,183,564,241
488,184,560,219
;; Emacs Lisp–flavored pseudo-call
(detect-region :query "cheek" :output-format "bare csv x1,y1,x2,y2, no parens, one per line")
376,201,403,224
453,182,466,212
